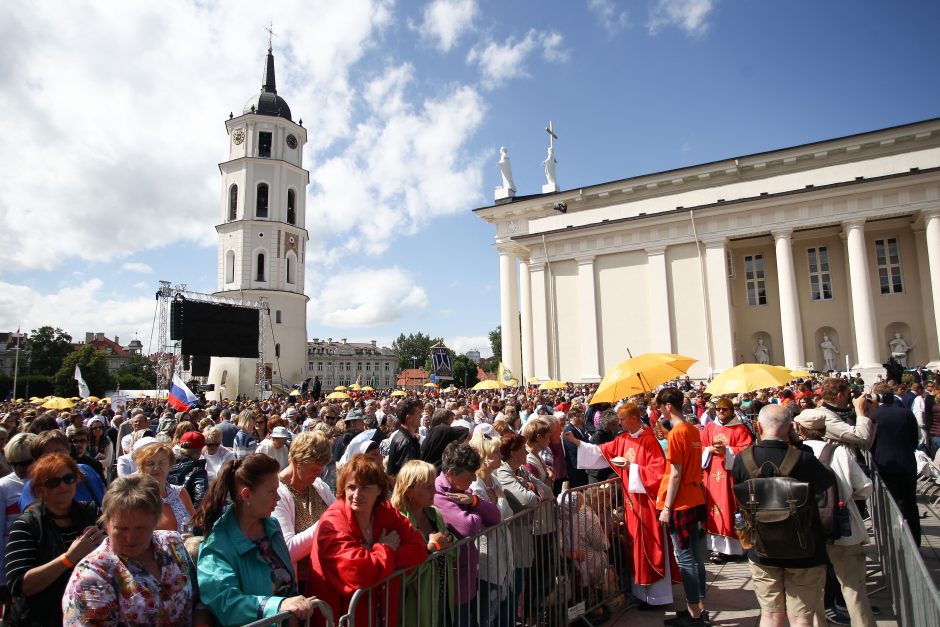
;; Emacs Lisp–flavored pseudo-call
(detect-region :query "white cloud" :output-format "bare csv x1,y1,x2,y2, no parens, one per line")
448,334,493,357
310,267,428,328
587,0,629,36
122,262,153,274
414,0,478,51
648,0,714,36
467,30,569,88
0,279,156,348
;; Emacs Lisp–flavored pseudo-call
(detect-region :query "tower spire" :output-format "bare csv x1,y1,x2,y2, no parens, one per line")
262,23,277,94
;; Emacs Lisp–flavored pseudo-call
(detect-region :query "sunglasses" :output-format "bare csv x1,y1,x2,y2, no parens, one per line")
70,438,88,445
10,459,33,470
43,473,78,490
716,407,733,412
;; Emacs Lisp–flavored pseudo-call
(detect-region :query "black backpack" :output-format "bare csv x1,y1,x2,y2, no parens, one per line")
733,446,817,560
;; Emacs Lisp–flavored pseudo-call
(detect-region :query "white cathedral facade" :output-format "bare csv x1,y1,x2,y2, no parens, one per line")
476,117,940,383
207,48,309,399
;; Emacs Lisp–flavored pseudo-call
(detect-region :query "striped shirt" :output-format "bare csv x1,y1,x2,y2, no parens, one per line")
5,515,83,596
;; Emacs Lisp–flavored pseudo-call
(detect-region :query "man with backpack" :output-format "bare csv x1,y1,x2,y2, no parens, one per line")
731,405,836,627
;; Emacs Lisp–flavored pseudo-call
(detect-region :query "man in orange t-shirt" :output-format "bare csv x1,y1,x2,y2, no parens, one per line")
656,387,708,627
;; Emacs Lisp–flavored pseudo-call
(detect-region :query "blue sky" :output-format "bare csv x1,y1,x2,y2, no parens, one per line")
1,0,938,357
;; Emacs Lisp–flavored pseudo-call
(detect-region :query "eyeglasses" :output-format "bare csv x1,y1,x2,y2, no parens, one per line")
43,472,78,489
10,459,33,470
716,407,733,412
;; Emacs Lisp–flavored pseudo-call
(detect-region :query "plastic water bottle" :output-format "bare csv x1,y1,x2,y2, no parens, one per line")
734,512,753,549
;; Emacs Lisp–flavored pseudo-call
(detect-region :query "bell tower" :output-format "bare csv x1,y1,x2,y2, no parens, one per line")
207,45,309,400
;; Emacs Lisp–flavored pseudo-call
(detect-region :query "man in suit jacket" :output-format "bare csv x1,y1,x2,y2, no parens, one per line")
872,383,921,546
562,407,590,488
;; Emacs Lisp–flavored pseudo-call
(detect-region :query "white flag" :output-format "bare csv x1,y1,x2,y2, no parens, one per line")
74,365,90,399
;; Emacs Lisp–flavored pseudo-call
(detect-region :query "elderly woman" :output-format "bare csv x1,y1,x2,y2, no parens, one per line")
392,459,455,626
469,433,514,627
272,431,335,587
63,475,209,625
0,433,37,602
201,426,235,486
5,453,103,626
134,441,195,534
309,454,426,627
195,454,315,626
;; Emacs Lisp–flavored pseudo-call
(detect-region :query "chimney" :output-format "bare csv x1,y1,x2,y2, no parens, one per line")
327,338,332,343
115,336,119,345
86,332,94,342
342,338,347,344
371,340,377,347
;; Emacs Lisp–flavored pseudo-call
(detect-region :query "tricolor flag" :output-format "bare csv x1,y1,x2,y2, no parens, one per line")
168,374,197,411
74,365,90,399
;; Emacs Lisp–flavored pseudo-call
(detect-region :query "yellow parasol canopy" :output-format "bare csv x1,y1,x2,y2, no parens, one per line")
789,369,811,379
423,382,438,388
326,391,349,400
99,397,112,404
348,384,362,390
42,397,75,410
390,390,407,397
527,376,541,384
361,386,375,392
289,389,302,396
334,386,348,391
591,353,698,405
538,380,567,390
704,363,796,395
87,396,100,403
472,379,501,390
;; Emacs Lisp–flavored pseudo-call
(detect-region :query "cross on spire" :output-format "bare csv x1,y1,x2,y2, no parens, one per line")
545,120,558,150
264,22,276,52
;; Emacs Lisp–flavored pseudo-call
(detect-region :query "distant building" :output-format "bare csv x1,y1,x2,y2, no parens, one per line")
396,368,430,389
73,332,143,373
0,331,27,377
307,338,398,390
465,349,481,361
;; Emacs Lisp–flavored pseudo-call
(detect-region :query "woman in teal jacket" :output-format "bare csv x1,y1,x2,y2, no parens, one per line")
194,454,316,626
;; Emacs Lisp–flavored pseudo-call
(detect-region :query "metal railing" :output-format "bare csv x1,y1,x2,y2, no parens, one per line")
241,597,335,627
870,466,940,626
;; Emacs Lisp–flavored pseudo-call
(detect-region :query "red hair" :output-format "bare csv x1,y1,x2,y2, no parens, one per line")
30,453,81,496
337,454,390,502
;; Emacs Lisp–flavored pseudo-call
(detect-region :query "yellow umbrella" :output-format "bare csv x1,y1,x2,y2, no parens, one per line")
69,397,80,401
361,386,375,392
527,376,541,384
289,389,302,396
591,353,698,405
704,363,795,395
789,369,811,379
334,386,348,391
348,383,362,390
326,391,349,400
99,397,112,404
42,397,75,410
423,382,438,388
538,380,567,390
472,379,501,390
442,386,457,394
390,390,407,397
87,396,100,403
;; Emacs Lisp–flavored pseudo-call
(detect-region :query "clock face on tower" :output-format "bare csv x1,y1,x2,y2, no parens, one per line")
232,129,245,145
286,134,298,149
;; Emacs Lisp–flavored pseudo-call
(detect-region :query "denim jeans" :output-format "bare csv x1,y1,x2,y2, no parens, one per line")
930,435,940,459
670,523,707,604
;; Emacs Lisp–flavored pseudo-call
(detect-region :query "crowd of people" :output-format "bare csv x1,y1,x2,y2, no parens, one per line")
0,367,932,626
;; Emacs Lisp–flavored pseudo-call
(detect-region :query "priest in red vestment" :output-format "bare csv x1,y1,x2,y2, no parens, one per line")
700,397,753,562
564,403,680,606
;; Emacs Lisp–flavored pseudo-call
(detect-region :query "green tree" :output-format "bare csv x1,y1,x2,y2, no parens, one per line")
489,326,502,363
117,354,157,387
452,354,480,389
27,326,73,376
53,344,114,396
392,332,441,372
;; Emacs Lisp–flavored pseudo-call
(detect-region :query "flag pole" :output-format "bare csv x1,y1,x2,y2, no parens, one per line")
12,330,21,400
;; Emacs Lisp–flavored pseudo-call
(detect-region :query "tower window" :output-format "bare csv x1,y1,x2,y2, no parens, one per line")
275,310,282,323
256,183,268,218
287,189,296,225
275,343,281,358
228,184,238,221
258,131,272,158
286,255,295,284
225,250,235,283
256,252,266,281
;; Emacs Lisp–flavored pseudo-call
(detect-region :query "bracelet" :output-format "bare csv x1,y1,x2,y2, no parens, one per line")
60,554,75,569
429,540,441,552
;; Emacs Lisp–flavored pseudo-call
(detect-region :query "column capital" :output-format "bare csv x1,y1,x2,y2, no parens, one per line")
701,237,728,250
771,228,793,241
575,254,596,266
529,261,547,272
494,241,527,256
842,218,867,233
645,245,667,256
921,207,940,222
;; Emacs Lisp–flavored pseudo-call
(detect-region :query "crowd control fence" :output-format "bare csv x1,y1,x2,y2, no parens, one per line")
870,465,940,626
241,597,335,627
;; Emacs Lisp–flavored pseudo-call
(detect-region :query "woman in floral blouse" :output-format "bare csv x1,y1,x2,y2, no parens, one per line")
62,474,209,626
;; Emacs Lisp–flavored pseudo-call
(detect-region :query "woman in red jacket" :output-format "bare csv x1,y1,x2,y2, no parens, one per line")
308,454,426,627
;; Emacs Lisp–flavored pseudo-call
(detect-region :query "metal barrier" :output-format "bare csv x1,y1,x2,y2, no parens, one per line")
870,466,940,626
337,497,567,627
241,597,335,627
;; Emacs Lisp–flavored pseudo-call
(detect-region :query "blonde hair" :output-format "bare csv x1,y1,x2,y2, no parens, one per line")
132,442,174,469
521,418,551,446
202,426,221,445
289,431,332,466
100,474,161,523
469,433,499,479
390,460,437,512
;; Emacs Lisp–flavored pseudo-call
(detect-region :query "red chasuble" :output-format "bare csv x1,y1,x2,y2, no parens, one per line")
598,429,680,586
700,420,753,539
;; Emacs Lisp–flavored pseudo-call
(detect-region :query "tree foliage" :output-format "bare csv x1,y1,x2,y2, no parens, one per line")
452,354,480,389
54,344,114,396
392,332,442,372
27,326,73,376
489,326,502,363
117,354,156,386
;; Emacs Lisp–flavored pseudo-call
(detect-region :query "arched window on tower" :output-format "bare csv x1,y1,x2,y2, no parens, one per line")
256,252,266,282
228,184,238,221
225,250,235,283
286,255,295,284
287,189,296,225
256,183,269,218
275,343,281,359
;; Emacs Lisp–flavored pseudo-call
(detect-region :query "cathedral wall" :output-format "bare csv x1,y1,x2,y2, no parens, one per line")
595,250,650,372
665,243,710,378
551,260,581,382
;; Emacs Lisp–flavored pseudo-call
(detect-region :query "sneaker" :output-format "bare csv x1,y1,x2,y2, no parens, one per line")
825,607,851,625
665,610,709,626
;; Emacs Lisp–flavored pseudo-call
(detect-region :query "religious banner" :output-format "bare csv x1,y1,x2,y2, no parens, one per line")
430,342,454,380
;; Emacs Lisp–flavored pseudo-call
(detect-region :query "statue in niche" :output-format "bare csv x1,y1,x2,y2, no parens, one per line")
498,147,516,192
753,337,770,364
820,335,839,372
889,332,913,368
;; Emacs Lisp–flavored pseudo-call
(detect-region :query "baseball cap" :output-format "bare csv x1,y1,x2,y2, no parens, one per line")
271,426,291,439
180,431,206,449
794,409,826,431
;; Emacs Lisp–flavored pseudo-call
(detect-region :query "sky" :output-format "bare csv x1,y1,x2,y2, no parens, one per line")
1,0,939,358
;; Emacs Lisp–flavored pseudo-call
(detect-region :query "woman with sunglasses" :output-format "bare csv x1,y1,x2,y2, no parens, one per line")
201,426,235,486
5,453,103,626
86,417,114,472
234,410,267,459
0,433,37,611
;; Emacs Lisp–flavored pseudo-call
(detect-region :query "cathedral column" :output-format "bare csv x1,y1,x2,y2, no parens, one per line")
646,246,672,353
519,255,535,384
703,239,735,372
529,261,551,380
921,209,940,365
576,256,601,380
772,229,805,368
843,219,881,369
498,245,522,380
